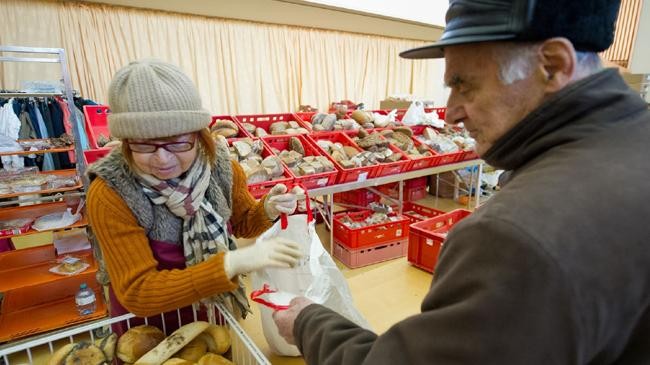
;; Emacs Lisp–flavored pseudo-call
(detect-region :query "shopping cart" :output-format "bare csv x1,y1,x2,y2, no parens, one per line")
0,301,270,365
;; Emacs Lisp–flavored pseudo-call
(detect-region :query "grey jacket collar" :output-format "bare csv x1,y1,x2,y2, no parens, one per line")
483,69,648,171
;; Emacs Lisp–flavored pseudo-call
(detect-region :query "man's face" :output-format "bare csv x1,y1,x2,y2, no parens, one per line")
443,43,546,155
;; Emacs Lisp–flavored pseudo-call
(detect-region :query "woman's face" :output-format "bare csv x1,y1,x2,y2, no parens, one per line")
128,133,198,180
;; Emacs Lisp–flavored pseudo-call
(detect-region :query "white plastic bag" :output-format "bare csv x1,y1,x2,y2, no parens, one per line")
251,213,371,356
401,100,426,125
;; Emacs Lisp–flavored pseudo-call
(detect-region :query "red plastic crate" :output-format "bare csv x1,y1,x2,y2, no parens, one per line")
345,131,410,177
234,113,312,136
211,115,251,139
379,185,427,202
408,209,472,273
399,202,445,224
83,147,112,165
333,237,408,269
376,132,441,171
411,125,465,165
333,210,409,249
228,138,294,199
377,177,429,201
261,135,337,189
333,189,380,206
83,105,110,149
460,150,480,161
294,112,316,125
307,132,377,183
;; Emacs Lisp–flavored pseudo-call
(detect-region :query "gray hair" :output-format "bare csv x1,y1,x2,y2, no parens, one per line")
493,42,602,85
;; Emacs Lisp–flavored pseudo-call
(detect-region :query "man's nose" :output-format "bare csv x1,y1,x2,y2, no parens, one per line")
445,94,466,125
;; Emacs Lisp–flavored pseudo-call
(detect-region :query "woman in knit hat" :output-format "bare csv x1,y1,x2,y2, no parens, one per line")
86,60,301,330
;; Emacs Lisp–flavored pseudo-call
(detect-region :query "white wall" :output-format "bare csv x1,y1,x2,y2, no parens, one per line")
301,0,448,26
629,0,650,74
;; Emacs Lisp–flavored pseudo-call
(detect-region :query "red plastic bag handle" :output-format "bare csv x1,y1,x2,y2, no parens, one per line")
280,183,313,230
250,283,290,311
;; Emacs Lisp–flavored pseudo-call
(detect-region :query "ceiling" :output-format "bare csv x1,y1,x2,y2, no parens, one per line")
81,0,444,42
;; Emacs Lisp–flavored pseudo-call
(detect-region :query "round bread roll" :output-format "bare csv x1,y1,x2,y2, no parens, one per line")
212,120,238,131
174,337,207,362
48,343,75,365
162,358,194,365
134,321,210,365
94,332,118,362
197,353,233,365
117,325,165,363
49,342,108,365
204,325,231,355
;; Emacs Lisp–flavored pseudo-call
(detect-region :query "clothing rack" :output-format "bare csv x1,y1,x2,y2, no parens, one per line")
0,93,63,98
0,45,87,186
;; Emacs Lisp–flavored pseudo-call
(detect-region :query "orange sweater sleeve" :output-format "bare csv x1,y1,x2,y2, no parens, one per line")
86,178,239,317
229,160,275,238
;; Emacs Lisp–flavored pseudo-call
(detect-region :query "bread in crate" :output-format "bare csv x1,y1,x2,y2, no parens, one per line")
333,210,410,249
348,130,410,177
210,116,250,139
226,138,292,198
235,113,311,137
262,135,338,189
309,132,377,183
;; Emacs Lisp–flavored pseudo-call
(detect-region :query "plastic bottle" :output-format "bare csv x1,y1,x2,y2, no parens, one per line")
75,283,96,316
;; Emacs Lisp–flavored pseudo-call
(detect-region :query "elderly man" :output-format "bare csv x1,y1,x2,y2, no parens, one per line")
273,0,650,364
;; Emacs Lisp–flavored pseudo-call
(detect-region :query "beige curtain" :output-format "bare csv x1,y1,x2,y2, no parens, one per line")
0,0,446,114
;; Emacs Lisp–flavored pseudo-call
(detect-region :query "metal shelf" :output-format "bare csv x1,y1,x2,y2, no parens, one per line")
305,159,484,254
309,159,482,196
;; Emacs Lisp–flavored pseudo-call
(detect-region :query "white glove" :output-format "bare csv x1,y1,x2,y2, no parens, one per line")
223,237,302,279
264,184,297,220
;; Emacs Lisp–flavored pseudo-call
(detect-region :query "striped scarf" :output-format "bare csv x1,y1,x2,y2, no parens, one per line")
135,157,250,317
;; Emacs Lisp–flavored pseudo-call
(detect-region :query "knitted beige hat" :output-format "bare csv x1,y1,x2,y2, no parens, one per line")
107,59,211,139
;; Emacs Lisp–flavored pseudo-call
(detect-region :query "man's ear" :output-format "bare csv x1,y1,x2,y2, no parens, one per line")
535,37,577,93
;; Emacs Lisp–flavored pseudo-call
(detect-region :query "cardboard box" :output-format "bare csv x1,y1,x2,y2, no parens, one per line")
379,99,435,110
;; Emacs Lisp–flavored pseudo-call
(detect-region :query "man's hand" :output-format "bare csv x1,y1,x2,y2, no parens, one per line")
272,296,315,345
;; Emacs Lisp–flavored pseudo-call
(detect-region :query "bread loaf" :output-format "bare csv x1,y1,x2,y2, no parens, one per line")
174,337,207,362
117,325,165,363
134,321,209,365
161,358,194,365
197,353,234,365
204,325,230,355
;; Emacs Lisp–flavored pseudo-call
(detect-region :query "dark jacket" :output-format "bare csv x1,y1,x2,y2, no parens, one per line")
294,69,650,364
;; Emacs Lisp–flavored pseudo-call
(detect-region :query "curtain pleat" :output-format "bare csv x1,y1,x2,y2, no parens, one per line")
0,0,447,113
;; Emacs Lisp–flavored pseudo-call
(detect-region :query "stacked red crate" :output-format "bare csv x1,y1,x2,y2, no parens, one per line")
332,210,410,268
408,209,472,273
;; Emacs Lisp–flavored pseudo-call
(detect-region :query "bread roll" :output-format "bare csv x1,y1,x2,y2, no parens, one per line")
117,325,165,363
134,321,209,365
197,353,234,365
204,325,231,355
64,343,107,365
161,358,194,365
95,332,117,361
48,343,75,365
174,337,207,362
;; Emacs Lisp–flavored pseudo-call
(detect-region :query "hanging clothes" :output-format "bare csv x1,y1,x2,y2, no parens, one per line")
38,99,61,170
26,101,42,138
34,105,55,171
47,99,72,169
18,102,37,140
0,99,24,170
0,99,21,139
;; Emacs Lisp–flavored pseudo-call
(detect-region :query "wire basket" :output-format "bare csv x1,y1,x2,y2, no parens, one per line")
0,301,270,365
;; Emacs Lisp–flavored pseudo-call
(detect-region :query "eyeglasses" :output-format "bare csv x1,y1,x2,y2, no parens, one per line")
128,137,196,154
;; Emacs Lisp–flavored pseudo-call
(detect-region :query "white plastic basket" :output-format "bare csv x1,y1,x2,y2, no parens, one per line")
0,302,270,365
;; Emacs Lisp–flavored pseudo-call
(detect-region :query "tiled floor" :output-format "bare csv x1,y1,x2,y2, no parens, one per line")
238,194,472,364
